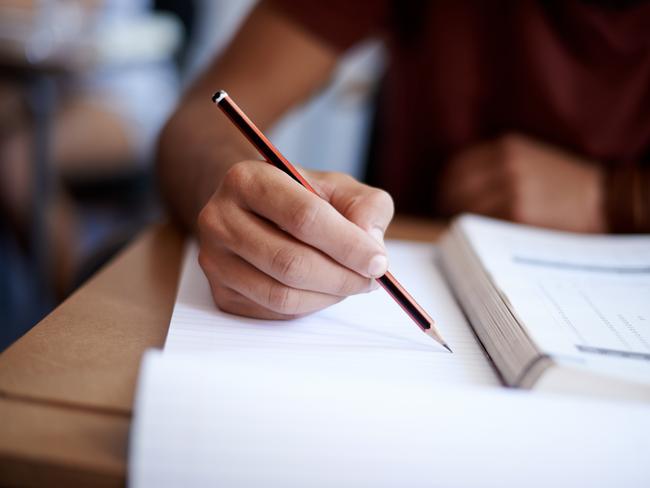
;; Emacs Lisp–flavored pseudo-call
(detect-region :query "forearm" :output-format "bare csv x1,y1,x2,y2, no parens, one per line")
156,94,256,231
156,1,337,231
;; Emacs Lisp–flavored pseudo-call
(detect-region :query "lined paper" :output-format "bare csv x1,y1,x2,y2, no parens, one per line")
130,350,650,488
130,236,650,487
164,240,499,387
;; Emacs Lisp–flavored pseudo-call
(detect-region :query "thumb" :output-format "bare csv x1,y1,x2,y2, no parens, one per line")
311,171,394,245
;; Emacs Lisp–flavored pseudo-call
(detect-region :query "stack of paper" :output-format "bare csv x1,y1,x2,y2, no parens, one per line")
129,234,650,486
130,350,650,487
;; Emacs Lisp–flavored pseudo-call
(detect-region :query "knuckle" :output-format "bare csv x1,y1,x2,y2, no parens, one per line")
212,285,236,312
222,162,252,192
369,188,395,217
318,171,357,198
310,171,336,196
271,247,309,287
343,186,394,229
335,172,356,185
335,272,365,296
197,205,212,234
322,171,352,184
197,248,211,273
198,205,229,244
200,252,226,292
340,194,363,219
266,282,300,314
337,238,357,265
289,200,321,237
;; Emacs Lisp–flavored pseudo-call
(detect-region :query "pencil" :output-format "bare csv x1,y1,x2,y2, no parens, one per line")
212,90,451,352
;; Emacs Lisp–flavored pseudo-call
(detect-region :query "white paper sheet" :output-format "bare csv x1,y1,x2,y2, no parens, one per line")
164,240,499,387
130,350,650,488
130,237,650,487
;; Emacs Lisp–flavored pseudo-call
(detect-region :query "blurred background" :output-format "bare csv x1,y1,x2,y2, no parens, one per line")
0,0,386,350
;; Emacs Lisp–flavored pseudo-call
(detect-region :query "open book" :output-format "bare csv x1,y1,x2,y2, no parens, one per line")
440,215,650,400
129,215,650,486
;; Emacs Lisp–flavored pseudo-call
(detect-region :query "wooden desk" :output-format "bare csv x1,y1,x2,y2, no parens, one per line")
0,217,445,487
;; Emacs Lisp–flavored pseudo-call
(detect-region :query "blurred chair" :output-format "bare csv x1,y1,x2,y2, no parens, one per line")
0,0,386,350
0,0,182,349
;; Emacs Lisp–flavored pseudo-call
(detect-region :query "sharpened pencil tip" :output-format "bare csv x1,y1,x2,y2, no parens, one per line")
423,327,450,351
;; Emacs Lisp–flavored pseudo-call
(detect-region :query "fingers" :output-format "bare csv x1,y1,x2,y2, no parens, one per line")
198,160,393,320
205,284,297,320
453,188,512,219
438,142,511,216
199,200,376,296
314,171,394,244
199,246,344,318
225,162,388,278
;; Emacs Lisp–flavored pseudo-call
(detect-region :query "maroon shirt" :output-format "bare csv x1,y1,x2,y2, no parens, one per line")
270,0,650,231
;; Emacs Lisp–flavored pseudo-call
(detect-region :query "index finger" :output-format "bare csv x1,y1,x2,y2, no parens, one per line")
235,163,388,279
314,172,394,244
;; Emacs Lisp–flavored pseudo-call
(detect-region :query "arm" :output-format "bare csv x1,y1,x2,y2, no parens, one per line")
157,1,338,230
157,1,394,319
436,134,609,233
437,133,650,234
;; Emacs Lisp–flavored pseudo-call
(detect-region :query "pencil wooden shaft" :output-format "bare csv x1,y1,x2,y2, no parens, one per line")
212,90,449,351
377,272,433,332
213,91,316,192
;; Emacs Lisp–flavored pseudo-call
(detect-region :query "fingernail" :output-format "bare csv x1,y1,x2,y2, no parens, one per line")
368,254,388,278
369,226,384,245
370,280,380,291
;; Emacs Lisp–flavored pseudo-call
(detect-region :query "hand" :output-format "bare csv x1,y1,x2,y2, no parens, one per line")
437,134,606,232
197,161,394,319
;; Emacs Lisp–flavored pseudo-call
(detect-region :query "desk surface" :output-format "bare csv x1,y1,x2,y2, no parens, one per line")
0,217,445,487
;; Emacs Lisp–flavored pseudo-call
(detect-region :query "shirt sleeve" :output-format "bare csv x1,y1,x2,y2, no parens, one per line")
605,165,650,233
266,0,390,52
